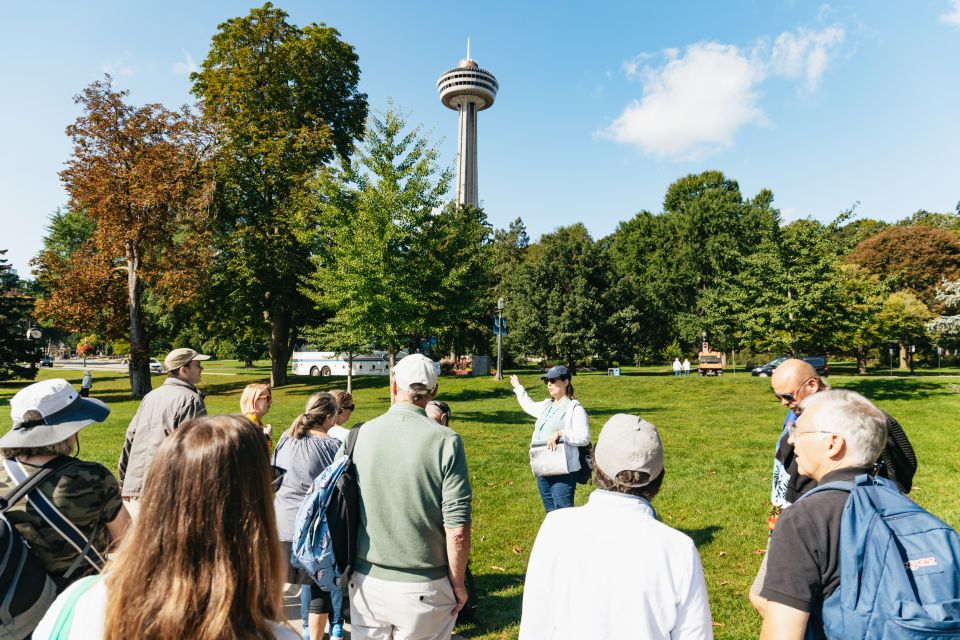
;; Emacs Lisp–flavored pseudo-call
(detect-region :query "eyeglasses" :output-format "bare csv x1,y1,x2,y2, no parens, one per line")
787,423,835,440
543,377,565,385
340,405,355,412
774,377,814,403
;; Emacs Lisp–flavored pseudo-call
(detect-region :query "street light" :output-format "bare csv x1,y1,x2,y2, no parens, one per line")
495,297,505,380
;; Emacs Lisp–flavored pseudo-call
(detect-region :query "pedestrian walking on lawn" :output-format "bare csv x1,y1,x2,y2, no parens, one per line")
673,358,682,377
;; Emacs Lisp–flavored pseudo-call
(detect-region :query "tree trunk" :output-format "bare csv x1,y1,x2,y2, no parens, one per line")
346,351,353,394
268,310,292,387
899,342,908,370
127,245,152,399
856,347,868,375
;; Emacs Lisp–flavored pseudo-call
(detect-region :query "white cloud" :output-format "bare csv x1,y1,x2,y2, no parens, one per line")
602,25,845,160
941,0,960,26
766,26,845,91
101,51,137,78
173,51,198,76
602,43,766,160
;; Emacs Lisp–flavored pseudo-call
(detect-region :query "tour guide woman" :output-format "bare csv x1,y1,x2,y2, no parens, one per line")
511,365,590,512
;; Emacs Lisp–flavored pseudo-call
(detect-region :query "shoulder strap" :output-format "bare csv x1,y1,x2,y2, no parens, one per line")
3,458,106,571
798,479,854,501
344,423,363,459
48,574,100,639
1,456,76,512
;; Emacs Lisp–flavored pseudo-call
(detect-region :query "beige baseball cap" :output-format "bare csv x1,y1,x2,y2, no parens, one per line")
594,413,664,484
164,348,211,371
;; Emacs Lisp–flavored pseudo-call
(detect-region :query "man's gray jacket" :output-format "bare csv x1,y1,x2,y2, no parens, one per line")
117,376,206,497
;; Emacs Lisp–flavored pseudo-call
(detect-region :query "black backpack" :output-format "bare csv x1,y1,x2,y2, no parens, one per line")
0,457,74,638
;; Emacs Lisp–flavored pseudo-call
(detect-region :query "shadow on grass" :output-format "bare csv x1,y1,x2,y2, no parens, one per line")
455,572,524,638
839,379,955,402
439,386,516,403
678,525,722,549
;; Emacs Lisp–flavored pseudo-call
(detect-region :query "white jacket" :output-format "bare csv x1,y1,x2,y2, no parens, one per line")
513,386,590,471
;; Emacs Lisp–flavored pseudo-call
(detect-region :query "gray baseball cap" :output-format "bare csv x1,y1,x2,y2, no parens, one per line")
0,379,110,448
594,413,664,484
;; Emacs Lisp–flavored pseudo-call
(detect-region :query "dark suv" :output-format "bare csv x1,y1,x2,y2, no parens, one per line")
752,356,828,377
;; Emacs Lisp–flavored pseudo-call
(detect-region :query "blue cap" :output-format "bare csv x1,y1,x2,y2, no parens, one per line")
541,365,571,380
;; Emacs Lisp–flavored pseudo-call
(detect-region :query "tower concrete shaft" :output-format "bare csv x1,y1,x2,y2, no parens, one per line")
438,53,498,208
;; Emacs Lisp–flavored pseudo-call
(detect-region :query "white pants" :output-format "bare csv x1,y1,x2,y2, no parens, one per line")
348,572,457,640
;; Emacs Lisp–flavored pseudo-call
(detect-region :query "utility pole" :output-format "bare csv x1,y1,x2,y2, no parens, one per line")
495,298,505,380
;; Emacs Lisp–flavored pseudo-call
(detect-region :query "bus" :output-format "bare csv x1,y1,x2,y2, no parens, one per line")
290,348,440,378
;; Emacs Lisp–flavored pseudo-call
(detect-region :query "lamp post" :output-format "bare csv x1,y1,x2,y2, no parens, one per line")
495,297,505,380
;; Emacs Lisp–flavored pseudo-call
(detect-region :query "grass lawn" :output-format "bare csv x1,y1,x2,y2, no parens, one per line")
2,362,959,639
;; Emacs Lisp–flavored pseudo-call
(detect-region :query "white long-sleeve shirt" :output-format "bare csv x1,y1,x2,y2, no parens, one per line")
520,490,714,640
513,386,590,447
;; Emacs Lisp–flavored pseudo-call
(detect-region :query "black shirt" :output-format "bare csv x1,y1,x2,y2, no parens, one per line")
761,465,874,640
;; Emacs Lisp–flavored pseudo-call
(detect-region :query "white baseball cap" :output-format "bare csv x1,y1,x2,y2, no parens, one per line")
0,379,110,448
594,413,664,484
393,354,438,393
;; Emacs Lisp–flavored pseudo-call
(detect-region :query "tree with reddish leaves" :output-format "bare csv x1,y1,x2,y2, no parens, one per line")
846,225,960,304
55,78,211,398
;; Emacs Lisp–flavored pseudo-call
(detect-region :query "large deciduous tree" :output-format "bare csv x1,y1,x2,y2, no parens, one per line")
504,224,608,370
847,225,960,304
191,3,367,386
56,79,209,398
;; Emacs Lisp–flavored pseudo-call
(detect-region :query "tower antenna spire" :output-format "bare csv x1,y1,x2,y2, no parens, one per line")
466,37,471,60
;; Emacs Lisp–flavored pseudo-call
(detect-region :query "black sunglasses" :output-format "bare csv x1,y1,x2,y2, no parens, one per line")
543,377,566,385
339,405,355,412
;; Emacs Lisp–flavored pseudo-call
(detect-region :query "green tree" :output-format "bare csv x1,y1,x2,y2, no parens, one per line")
504,224,608,370
302,108,451,387
828,264,887,374
191,3,368,386
927,278,960,349
877,291,932,370
0,250,39,381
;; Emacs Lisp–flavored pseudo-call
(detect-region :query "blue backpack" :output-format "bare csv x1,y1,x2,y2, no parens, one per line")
290,426,362,592
803,474,960,639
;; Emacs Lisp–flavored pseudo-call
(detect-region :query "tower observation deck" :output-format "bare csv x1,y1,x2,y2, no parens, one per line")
437,49,498,208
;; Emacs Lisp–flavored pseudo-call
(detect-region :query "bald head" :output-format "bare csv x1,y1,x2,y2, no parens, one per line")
771,359,818,389
771,359,825,411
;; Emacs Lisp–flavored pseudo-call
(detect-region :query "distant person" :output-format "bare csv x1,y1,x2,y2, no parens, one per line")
347,353,471,639
519,414,713,639
328,390,356,442
241,382,274,448
0,379,131,638
117,347,209,518
682,358,691,376
758,390,893,639
34,415,298,639
749,358,917,616
425,399,451,427
511,365,590,512
273,392,344,640
673,357,682,378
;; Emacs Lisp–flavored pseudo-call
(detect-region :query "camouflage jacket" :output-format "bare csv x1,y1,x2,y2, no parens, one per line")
0,458,122,590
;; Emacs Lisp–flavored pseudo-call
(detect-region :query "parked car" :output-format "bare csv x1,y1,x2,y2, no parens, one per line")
149,358,164,374
752,356,828,377
39,355,53,367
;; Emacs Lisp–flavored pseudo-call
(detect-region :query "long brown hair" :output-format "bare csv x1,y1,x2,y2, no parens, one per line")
287,392,338,439
103,415,286,639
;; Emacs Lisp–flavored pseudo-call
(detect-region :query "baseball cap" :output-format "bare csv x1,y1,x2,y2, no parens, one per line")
540,365,571,380
393,354,438,393
594,413,664,484
164,348,211,371
0,378,110,448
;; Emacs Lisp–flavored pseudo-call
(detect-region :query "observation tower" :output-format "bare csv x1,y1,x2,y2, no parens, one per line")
437,42,498,207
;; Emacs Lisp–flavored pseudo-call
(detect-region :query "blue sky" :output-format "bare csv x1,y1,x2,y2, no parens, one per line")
2,1,959,276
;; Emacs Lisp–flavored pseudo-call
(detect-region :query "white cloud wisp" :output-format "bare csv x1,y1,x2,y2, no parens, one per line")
941,0,960,27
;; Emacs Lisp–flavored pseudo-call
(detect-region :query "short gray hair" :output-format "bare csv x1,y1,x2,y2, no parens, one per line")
798,389,887,466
